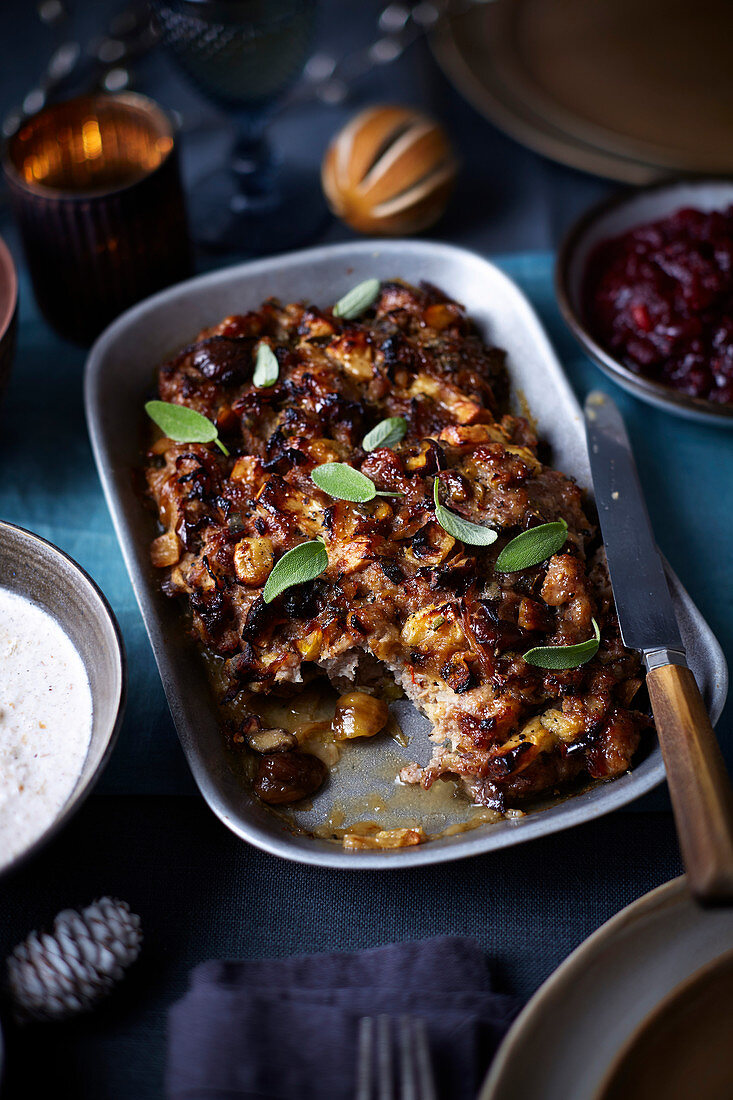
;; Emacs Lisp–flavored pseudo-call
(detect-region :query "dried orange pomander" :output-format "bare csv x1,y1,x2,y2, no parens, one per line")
321,104,457,236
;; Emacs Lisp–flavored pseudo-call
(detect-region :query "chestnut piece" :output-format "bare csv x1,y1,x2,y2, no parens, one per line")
253,751,327,805
190,336,251,384
332,692,389,741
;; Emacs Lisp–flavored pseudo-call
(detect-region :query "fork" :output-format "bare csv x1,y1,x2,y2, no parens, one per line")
355,1014,439,1100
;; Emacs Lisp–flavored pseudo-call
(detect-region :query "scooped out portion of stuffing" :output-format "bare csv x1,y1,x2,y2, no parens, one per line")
144,279,650,832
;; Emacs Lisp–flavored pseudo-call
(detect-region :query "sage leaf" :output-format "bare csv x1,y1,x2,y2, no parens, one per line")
252,342,279,388
333,278,381,320
433,478,498,547
362,416,407,452
522,618,601,670
311,462,400,502
263,540,328,604
145,399,229,456
495,520,568,573
312,463,375,502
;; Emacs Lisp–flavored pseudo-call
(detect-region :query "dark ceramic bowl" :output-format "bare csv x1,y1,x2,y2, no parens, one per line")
0,521,126,877
556,177,733,426
0,233,18,410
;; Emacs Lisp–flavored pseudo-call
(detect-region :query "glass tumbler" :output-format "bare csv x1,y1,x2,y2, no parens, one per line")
3,92,192,345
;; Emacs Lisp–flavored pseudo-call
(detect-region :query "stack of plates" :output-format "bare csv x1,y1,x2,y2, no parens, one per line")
433,0,733,183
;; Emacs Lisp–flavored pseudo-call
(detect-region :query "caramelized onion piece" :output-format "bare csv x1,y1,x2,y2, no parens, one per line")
247,728,297,754
343,827,426,850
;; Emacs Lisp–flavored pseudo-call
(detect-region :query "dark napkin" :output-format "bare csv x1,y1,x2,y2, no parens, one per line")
166,936,521,1100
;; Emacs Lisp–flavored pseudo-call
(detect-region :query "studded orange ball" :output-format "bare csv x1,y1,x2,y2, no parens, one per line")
321,104,458,236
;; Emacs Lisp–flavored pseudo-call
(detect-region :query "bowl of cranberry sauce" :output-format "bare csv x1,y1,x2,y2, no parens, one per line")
556,179,733,425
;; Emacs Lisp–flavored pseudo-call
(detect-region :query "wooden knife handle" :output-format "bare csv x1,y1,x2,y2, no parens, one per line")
647,663,733,905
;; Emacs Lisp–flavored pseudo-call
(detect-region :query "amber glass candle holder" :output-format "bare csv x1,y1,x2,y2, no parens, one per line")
3,92,192,345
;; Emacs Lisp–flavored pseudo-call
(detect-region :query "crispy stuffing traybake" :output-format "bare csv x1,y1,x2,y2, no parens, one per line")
143,278,651,844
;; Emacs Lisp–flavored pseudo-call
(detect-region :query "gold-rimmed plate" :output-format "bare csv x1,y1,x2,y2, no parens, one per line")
598,946,733,1100
481,876,733,1099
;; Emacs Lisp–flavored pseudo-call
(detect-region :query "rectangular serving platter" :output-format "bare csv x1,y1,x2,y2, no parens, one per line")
85,240,728,868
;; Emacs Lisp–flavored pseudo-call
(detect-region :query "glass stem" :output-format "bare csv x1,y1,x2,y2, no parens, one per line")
230,112,278,209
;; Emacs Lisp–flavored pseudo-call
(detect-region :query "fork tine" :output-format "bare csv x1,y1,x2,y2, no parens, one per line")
376,1014,395,1100
356,1015,437,1100
411,1017,438,1100
398,1016,419,1100
356,1016,374,1100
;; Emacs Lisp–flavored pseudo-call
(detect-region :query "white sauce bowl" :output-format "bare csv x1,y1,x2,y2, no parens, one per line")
0,520,126,877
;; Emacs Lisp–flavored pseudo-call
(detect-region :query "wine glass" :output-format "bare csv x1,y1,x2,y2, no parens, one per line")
152,0,327,253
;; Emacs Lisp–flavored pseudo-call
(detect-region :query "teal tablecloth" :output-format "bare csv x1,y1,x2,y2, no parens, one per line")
1,6,727,1096
0,250,722,1099
1,253,729,794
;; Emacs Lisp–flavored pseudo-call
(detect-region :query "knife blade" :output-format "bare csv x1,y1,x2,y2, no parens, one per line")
584,389,733,904
584,389,684,667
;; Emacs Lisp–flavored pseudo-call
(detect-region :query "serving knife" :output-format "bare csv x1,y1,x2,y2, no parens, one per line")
584,390,733,904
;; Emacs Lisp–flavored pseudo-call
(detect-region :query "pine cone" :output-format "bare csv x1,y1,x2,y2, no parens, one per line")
6,897,142,1022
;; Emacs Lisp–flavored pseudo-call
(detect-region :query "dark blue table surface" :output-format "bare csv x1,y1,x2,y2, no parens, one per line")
0,2,728,1098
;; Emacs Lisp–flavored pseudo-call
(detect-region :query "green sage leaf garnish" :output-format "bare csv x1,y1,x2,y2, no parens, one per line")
145,400,230,456
333,278,381,320
522,618,601,670
252,342,279,388
362,416,407,452
495,520,568,573
312,462,400,503
433,478,498,546
313,463,375,502
263,540,328,604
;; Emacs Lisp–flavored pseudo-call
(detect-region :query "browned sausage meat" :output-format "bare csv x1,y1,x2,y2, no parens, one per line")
145,280,650,814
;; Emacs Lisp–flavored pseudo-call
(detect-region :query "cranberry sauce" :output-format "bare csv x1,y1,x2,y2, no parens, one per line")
582,205,733,405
